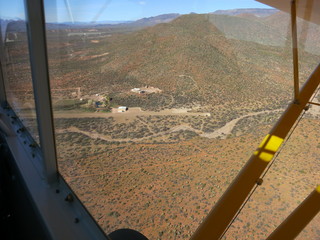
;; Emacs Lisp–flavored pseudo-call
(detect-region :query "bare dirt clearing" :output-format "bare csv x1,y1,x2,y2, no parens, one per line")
55,108,284,141
55,107,211,120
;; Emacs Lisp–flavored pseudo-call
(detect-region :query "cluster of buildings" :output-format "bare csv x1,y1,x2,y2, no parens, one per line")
131,88,145,94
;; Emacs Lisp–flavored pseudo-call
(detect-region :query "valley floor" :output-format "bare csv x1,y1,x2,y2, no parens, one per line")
54,104,320,239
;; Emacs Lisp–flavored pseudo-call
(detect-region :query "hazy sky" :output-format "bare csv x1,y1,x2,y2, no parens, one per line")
1,0,272,23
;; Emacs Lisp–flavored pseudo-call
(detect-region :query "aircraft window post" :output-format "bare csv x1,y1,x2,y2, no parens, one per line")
24,0,58,184
0,24,7,106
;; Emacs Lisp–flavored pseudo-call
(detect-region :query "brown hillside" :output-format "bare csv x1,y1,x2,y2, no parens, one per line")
100,14,292,110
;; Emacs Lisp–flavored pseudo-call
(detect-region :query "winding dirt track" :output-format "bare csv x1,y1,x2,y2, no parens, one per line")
200,109,284,139
56,108,284,141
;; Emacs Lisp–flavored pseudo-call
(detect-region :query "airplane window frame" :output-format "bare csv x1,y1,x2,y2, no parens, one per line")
0,53,6,106
24,0,58,184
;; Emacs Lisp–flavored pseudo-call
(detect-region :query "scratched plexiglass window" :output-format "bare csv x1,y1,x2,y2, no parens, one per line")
42,0,320,239
0,0,40,144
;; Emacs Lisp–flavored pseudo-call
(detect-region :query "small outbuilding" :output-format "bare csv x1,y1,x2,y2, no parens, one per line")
131,88,141,93
118,106,128,112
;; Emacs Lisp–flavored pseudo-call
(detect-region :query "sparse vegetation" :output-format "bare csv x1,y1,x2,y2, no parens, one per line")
6,10,320,240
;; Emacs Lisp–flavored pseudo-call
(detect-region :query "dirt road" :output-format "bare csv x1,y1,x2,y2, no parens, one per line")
54,107,211,122
200,109,284,139
56,108,284,141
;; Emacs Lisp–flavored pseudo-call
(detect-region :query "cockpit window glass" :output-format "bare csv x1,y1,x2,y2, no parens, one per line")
43,0,319,239
0,0,40,144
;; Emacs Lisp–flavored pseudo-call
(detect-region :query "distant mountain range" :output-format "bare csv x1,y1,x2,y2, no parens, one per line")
2,8,319,55
212,8,278,17
61,20,132,25
0,9,279,33
1,9,278,32
93,13,180,29
1,13,181,32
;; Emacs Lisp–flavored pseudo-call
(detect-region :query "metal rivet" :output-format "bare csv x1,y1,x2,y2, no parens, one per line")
29,142,37,148
65,193,74,203
256,178,263,186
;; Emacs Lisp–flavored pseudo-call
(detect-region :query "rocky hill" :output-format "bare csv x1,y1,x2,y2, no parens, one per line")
95,14,293,110
46,12,320,115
